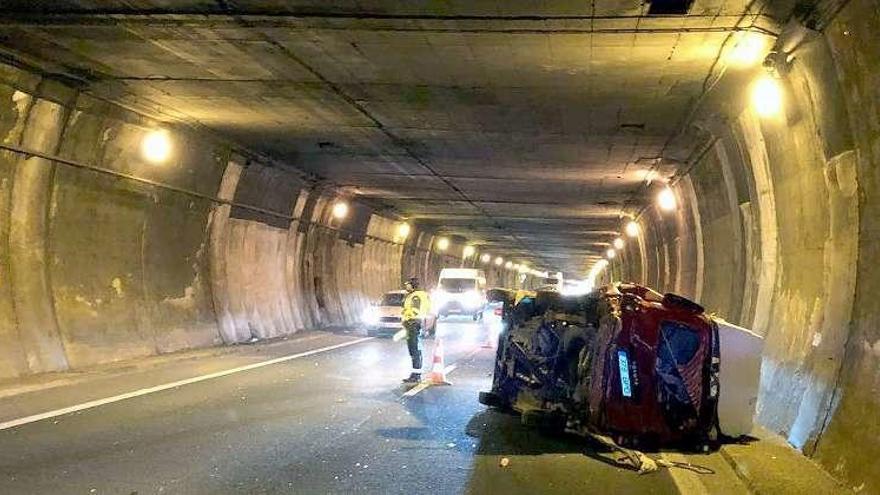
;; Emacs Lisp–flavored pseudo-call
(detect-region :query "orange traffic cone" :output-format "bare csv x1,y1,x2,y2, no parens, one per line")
427,338,451,386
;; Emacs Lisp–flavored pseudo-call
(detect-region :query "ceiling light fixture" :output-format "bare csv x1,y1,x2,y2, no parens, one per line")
658,187,677,212
141,129,172,164
613,237,625,250
396,222,411,240
436,237,450,251
625,220,640,237
752,74,783,118
332,201,349,220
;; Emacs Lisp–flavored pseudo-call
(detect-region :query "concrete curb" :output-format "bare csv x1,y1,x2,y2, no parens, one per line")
717,430,853,495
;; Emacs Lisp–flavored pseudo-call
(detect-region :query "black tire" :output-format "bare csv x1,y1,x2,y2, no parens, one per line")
472,312,480,321
478,391,507,409
521,409,566,432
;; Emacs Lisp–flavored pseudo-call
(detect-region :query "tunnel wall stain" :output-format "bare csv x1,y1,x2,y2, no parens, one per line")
0,62,487,381
610,3,876,489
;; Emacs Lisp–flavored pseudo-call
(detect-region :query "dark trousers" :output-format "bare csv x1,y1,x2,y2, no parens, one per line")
403,320,422,371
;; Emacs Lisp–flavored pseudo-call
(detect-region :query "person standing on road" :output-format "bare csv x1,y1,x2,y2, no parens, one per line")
401,277,431,384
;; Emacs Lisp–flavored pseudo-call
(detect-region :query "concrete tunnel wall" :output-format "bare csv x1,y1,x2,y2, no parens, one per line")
609,1,878,490
0,61,514,382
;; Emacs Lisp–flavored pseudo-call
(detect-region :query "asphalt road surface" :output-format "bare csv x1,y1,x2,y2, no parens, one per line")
0,319,749,494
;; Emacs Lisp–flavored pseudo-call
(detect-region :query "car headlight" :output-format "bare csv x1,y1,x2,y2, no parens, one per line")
362,307,379,325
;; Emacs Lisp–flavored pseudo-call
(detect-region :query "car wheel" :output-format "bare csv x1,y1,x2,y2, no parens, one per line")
478,391,508,409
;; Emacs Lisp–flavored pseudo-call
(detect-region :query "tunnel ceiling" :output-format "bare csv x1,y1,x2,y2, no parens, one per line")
0,1,782,275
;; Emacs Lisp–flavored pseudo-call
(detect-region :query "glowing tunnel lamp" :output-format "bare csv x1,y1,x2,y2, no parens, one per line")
463,245,476,258
141,129,172,164
480,253,492,263
331,201,349,220
658,187,677,212
495,257,504,266
518,264,529,274
435,237,450,251
396,222,411,240
505,261,513,269
606,248,617,259
752,75,783,118
613,237,625,250
625,220,640,238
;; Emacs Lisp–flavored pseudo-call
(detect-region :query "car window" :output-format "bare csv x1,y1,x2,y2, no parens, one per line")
439,278,477,293
379,293,405,306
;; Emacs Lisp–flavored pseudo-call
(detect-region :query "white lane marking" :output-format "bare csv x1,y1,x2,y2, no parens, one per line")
0,337,374,431
402,348,482,397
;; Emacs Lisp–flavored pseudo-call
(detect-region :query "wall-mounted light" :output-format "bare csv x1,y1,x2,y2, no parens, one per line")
606,248,616,259
332,201,349,220
436,237,450,251
141,129,172,164
481,253,491,263
613,237,625,250
396,222,411,240
625,220,640,238
495,257,504,266
505,261,513,269
752,74,783,118
658,187,677,212
463,245,476,258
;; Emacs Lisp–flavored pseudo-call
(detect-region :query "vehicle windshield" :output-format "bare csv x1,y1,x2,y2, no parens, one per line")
379,293,405,306
440,278,477,293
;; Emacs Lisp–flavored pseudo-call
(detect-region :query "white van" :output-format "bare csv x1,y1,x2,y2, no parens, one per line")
432,268,487,320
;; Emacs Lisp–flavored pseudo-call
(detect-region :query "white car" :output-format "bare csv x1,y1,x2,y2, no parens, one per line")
362,290,438,337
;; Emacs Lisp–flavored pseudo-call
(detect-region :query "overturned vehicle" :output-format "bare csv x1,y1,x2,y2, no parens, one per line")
479,283,762,450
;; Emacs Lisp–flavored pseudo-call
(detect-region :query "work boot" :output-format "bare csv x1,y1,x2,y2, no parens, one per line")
402,372,421,384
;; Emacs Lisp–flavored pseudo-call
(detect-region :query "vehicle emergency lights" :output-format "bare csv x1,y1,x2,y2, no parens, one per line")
658,187,677,212
141,129,172,164
625,220,640,238
613,237,625,250
463,245,476,258
480,253,491,263
435,237,450,251
332,201,349,220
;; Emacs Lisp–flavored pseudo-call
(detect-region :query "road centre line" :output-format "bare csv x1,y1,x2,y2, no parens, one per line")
0,337,374,432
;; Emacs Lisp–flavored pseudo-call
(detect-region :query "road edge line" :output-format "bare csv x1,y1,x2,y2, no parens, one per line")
0,336,373,431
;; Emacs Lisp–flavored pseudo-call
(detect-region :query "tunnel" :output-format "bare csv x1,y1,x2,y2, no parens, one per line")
0,1,876,494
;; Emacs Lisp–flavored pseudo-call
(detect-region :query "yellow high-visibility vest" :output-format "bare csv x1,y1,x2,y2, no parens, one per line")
402,290,431,321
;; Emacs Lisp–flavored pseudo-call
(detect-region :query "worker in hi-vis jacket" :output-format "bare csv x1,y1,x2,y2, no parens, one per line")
401,277,431,384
